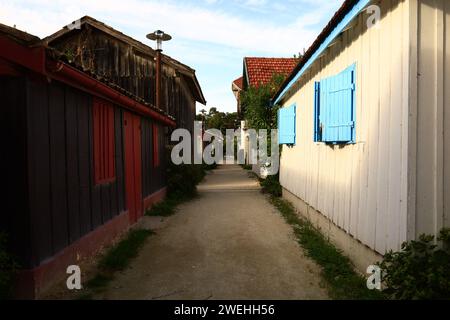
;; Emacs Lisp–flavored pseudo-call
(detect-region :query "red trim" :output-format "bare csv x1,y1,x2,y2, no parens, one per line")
47,61,176,128
0,35,176,128
0,58,23,76
153,125,160,167
124,112,143,224
15,211,130,299
0,36,45,74
143,187,167,211
93,97,116,185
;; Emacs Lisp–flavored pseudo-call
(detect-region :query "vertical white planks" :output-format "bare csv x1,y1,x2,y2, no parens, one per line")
357,11,371,243
375,0,393,253
387,0,404,252
434,0,445,235
364,0,381,249
444,0,450,228
279,0,411,253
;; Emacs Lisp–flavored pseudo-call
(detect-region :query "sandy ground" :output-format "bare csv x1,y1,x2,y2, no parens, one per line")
95,165,328,300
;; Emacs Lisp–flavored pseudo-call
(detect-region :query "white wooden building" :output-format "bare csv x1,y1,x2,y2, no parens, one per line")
273,0,450,271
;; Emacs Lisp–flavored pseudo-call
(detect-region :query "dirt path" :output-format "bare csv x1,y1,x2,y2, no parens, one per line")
95,165,328,300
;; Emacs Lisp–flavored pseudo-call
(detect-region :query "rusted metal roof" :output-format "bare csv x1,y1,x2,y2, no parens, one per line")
244,57,299,89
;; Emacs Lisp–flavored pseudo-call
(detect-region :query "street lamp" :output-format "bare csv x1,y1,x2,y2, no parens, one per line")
146,30,172,111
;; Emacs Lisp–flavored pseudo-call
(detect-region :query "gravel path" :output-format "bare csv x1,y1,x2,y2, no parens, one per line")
96,165,328,300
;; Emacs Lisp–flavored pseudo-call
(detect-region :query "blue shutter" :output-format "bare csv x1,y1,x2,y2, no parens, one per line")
278,104,296,145
319,64,355,143
314,81,321,142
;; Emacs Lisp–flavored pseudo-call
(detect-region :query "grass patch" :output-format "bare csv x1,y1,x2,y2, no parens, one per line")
76,229,153,299
99,229,154,271
241,164,252,170
260,174,282,197
270,196,385,300
86,274,113,289
146,195,196,217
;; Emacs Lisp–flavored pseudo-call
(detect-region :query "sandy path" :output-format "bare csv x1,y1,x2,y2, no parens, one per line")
95,165,328,300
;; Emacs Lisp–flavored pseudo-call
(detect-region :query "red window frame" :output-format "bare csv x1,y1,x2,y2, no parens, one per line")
93,97,116,185
153,124,160,168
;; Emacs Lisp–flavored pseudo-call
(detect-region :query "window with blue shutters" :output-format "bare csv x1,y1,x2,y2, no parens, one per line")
278,104,296,145
314,64,356,144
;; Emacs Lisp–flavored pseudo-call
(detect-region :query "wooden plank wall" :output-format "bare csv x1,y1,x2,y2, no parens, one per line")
0,76,32,268
279,0,409,254
142,119,167,198
50,28,195,131
414,0,450,234
25,77,126,267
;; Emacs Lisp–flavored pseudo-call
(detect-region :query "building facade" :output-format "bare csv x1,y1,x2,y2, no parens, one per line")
274,0,450,271
0,18,205,298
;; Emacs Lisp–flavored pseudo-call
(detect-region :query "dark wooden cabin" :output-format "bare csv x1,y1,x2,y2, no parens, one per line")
0,19,205,299
43,16,206,133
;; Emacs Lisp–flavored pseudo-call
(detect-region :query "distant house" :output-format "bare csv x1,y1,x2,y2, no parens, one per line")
232,57,298,115
231,76,243,115
274,0,450,272
243,57,299,90
0,17,205,298
232,57,298,173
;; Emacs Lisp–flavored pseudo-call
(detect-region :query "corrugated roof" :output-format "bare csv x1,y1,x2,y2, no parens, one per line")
244,57,299,89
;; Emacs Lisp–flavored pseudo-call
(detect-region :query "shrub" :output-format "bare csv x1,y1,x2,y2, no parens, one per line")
202,162,217,171
377,228,450,300
167,162,205,200
260,174,282,197
0,233,18,300
147,161,208,217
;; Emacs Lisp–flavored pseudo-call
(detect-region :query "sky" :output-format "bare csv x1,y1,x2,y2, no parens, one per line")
0,0,344,113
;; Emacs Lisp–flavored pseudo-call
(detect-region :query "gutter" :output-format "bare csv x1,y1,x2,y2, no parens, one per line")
272,0,371,105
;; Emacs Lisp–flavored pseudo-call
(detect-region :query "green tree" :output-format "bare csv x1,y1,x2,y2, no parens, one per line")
240,74,286,131
197,107,239,133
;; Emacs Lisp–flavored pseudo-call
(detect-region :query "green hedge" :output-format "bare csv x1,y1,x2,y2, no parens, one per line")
378,228,450,300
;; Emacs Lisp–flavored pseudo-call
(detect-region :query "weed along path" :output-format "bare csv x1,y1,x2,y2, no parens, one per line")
95,165,328,300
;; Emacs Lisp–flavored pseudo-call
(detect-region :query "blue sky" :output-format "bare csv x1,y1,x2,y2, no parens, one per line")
0,0,344,113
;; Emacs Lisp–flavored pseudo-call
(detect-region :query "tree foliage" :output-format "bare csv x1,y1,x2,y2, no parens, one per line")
196,107,239,133
240,74,286,131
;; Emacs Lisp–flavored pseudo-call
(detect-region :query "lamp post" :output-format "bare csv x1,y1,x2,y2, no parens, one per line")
146,30,172,111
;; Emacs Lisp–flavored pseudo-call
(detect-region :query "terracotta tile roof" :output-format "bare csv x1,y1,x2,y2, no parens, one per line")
244,57,300,88
232,76,243,90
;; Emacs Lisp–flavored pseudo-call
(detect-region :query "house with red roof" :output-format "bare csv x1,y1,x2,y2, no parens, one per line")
243,57,299,90
231,76,243,114
232,57,299,115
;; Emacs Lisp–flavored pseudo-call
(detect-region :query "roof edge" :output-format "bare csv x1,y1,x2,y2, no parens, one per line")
272,0,371,105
